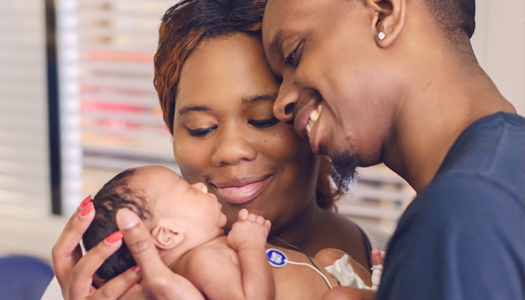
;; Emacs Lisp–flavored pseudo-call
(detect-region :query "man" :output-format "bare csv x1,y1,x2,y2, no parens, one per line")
262,0,524,299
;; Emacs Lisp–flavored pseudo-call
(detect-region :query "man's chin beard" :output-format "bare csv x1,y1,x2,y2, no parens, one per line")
331,152,358,193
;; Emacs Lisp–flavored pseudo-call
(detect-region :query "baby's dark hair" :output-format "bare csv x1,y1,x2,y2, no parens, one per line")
82,168,151,284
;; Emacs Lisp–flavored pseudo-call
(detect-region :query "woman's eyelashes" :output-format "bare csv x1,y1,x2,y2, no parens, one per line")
187,125,217,137
248,117,279,128
187,117,279,136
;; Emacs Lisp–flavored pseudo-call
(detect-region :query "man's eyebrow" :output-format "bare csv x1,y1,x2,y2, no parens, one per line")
268,29,283,56
242,93,279,104
177,105,211,116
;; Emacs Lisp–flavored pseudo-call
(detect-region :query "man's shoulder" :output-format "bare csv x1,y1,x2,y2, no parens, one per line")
379,174,525,300
426,172,523,208
390,172,524,259
401,173,524,234
438,112,525,197
376,113,525,300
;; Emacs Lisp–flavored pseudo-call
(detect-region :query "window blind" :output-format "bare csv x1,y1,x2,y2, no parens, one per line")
336,164,415,233
0,0,51,217
56,0,178,215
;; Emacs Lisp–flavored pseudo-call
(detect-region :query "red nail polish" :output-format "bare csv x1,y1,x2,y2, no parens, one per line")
106,231,123,244
79,195,92,208
134,265,141,273
79,202,93,217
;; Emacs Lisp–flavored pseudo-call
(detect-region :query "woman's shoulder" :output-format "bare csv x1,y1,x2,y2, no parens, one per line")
312,210,383,269
320,210,390,251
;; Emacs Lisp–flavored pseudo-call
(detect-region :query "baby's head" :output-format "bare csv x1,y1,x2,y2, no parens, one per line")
83,165,227,284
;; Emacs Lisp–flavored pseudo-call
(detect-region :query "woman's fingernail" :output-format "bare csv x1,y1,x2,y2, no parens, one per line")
79,195,92,209
116,209,139,229
134,265,141,273
79,202,94,217
106,231,123,244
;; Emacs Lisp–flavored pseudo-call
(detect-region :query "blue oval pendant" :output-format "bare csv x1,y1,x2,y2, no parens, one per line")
266,248,287,268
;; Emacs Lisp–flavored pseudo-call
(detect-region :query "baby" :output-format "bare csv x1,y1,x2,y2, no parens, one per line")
83,165,377,300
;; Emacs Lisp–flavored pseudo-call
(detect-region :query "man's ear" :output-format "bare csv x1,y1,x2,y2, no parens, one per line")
366,0,405,47
151,224,185,250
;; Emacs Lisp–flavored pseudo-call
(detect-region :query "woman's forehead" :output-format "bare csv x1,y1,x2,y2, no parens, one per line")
174,35,279,114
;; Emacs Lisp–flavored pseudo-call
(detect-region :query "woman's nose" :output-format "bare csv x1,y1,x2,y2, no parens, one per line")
273,79,299,123
211,134,257,167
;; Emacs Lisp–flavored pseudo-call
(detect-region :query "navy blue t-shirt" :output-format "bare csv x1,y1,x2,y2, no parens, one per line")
376,112,525,300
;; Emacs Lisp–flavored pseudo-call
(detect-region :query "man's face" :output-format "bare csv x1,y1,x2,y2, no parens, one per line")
263,0,401,184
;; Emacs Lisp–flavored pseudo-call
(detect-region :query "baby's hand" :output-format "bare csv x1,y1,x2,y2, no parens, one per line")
227,209,271,251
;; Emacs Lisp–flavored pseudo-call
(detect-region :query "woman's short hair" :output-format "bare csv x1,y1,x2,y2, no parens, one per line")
154,0,266,134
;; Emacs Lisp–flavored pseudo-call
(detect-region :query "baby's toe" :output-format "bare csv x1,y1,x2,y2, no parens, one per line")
255,215,265,225
247,213,257,222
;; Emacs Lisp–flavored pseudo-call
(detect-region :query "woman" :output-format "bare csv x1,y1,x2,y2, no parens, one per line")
50,0,372,299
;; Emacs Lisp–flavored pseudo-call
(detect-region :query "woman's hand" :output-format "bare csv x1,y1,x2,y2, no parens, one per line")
116,208,205,300
52,196,141,299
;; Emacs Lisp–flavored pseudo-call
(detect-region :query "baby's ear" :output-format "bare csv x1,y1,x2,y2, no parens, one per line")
151,224,184,250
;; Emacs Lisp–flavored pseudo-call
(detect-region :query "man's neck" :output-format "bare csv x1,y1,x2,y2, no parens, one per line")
383,57,516,192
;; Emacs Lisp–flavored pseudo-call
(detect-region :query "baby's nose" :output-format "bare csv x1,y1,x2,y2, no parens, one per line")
192,182,208,193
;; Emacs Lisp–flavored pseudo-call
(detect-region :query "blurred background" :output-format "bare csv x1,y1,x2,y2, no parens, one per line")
0,0,523,295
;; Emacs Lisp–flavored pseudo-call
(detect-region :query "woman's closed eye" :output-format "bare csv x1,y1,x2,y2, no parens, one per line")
187,125,217,137
248,117,279,128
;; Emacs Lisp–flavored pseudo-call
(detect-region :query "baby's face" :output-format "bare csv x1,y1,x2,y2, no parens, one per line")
134,166,227,240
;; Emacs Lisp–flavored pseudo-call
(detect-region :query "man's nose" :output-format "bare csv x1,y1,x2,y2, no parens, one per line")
273,78,300,122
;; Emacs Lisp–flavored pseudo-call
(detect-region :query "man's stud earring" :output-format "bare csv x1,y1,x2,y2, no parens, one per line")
378,32,386,40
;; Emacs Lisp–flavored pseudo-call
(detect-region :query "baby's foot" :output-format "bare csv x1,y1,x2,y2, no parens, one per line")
370,249,385,290
371,249,385,266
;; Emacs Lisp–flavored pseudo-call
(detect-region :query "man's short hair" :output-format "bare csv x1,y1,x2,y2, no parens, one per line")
425,0,476,39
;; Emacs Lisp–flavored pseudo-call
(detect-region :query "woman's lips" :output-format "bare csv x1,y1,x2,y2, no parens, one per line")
214,175,272,205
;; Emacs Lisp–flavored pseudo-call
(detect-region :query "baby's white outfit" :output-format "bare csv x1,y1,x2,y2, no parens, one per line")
325,254,382,290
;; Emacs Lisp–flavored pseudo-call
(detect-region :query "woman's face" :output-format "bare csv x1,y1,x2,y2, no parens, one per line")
172,33,319,234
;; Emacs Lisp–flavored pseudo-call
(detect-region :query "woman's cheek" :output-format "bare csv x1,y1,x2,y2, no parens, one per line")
173,137,209,183
262,124,313,162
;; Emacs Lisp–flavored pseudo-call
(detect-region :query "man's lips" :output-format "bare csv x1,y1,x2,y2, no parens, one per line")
212,175,272,205
294,102,323,154
294,99,320,139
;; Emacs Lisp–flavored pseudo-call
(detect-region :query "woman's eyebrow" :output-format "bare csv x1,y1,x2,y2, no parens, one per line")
242,93,279,104
177,105,211,116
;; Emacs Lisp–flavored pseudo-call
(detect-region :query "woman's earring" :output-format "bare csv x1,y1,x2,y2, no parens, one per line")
378,32,386,40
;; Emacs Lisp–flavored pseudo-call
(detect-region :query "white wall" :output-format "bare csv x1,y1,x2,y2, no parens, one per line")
471,0,525,116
